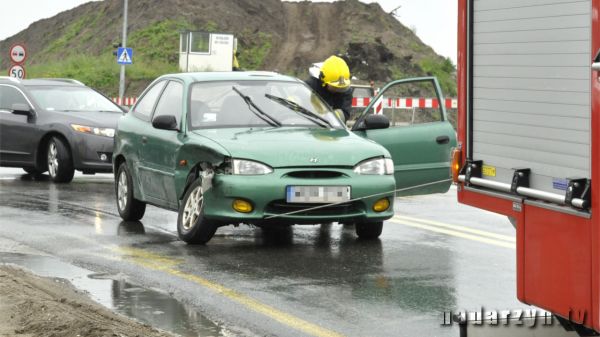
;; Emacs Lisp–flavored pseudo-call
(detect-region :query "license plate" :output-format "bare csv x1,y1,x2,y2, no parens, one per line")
286,186,351,203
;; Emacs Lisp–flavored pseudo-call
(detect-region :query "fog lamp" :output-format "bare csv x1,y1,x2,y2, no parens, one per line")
373,198,390,212
232,199,253,213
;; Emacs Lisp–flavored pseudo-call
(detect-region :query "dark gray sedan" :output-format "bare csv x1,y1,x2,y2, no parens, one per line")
0,77,124,182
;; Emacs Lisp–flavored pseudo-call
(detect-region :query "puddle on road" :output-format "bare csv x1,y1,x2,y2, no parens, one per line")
0,253,229,337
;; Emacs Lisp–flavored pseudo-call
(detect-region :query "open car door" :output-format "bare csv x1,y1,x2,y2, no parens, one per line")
351,77,456,196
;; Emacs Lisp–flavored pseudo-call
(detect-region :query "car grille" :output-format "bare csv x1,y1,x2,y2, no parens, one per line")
285,170,345,179
265,200,363,217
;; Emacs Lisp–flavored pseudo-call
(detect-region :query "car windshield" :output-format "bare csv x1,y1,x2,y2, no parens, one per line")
189,80,343,129
27,86,122,113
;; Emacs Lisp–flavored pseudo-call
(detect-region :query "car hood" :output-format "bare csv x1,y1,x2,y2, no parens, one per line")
47,110,122,129
191,127,389,168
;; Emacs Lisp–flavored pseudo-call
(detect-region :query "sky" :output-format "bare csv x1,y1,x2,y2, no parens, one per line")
0,0,457,64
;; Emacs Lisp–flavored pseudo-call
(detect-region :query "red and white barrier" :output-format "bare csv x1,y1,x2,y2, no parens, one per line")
111,96,458,109
352,97,458,109
112,97,138,106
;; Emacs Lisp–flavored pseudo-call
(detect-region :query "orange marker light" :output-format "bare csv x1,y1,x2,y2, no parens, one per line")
451,148,462,183
179,159,187,167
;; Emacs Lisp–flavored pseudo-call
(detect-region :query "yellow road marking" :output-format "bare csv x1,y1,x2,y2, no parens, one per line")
393,215,515,243
114,247,344,337
390,219,515,249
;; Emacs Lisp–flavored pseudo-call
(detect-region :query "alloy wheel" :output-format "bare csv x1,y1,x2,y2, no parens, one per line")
182,186,203,231
47,142,58,177
117,170,128,211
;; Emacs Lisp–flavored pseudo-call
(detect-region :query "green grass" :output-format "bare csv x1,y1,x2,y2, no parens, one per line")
418,57,457,97
41,17,88,56
28,19,195,96
389,65,406,80
27,54,178,96
238,32,272,70
128,19,194,64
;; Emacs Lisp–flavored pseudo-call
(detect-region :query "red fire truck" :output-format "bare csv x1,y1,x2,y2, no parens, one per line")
454,0,600,334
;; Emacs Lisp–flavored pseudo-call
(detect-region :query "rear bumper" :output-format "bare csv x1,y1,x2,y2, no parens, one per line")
202,169,395,225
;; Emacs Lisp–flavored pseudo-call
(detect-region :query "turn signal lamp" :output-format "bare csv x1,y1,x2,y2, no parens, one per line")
232,199,253,213
451,148,462,183
373,198,390,212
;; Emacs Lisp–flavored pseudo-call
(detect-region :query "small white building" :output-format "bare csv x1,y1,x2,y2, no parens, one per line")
179,31,237,72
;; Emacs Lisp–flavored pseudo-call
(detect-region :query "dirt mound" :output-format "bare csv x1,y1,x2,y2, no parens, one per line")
0,0,455,96
0,265,173,337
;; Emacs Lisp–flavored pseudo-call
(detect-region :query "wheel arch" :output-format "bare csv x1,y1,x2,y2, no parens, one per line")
35,131,72,171
175,144,229,202
113,155,144,203
113,154,126,178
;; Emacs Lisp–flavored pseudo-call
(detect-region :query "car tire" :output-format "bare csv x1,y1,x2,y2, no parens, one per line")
355,221,383,239
115,162,146,221
46,137,74,183
177,178,217,244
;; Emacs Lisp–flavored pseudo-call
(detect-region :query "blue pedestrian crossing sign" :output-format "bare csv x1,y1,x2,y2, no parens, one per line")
117,47,133,65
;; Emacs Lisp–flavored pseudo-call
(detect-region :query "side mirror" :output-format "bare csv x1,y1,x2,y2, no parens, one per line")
363,114,389,130
152,115,178,131
11,103,33,116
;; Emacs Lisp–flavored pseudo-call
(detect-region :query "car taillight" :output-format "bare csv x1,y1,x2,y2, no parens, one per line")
451,148,462,183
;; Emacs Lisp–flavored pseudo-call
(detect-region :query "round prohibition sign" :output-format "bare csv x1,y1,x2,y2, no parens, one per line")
9,44,27,64
8,64,25,79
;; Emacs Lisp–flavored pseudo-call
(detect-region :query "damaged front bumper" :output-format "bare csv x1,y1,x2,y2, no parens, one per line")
200,168,396,225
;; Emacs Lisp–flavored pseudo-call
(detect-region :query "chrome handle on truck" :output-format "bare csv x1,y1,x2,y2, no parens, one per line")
592,62,600,71
458,161,590,210
458,175,589,210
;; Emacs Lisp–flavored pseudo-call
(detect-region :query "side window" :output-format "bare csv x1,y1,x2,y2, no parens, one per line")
346,79,444,128
0,86,29,111
353,80,443,128
190,32,210,54
153,81,183,126
133,81,166,119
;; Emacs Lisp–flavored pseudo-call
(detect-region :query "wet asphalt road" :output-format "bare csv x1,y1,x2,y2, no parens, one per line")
0,167,533,337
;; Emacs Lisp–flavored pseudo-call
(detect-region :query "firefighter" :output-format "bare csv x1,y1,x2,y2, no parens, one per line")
305,55,353,121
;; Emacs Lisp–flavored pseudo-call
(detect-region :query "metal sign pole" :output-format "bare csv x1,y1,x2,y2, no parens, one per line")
118,0,128,100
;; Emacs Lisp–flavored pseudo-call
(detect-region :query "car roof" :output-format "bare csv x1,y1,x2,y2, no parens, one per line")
21,79,85,87
0,77,86,87
159,71,301,84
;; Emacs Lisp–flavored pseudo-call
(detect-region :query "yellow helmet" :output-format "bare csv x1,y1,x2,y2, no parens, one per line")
319,55,351,92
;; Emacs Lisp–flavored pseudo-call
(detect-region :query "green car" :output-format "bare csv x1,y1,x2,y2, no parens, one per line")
113,72,455,244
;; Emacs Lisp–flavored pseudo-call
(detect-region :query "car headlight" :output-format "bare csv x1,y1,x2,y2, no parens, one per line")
354,157,394,175
232,159,273,175
71,124,115,138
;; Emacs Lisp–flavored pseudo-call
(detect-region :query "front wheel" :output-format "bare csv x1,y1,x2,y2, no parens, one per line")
115,163,146,221
47,137,74,183
355,221,383,239
177,179,217,244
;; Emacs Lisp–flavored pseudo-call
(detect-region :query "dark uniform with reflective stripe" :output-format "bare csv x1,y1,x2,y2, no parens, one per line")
305,77,353,121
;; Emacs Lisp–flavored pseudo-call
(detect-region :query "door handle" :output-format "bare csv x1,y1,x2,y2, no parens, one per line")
436,135,450,144
141,136,148,144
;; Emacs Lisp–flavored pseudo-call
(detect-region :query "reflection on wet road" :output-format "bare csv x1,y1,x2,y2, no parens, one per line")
0,168,532,337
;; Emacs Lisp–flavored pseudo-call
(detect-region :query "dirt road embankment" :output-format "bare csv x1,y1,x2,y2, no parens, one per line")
0,266,175,337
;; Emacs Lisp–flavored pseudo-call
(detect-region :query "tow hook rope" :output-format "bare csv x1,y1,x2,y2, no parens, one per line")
263,179,453,220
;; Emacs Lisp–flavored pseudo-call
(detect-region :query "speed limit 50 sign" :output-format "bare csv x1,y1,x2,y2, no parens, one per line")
8,64,25,79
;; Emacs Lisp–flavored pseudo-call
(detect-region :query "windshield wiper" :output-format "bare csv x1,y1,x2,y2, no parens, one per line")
232,87,282,127
264,94,333,128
